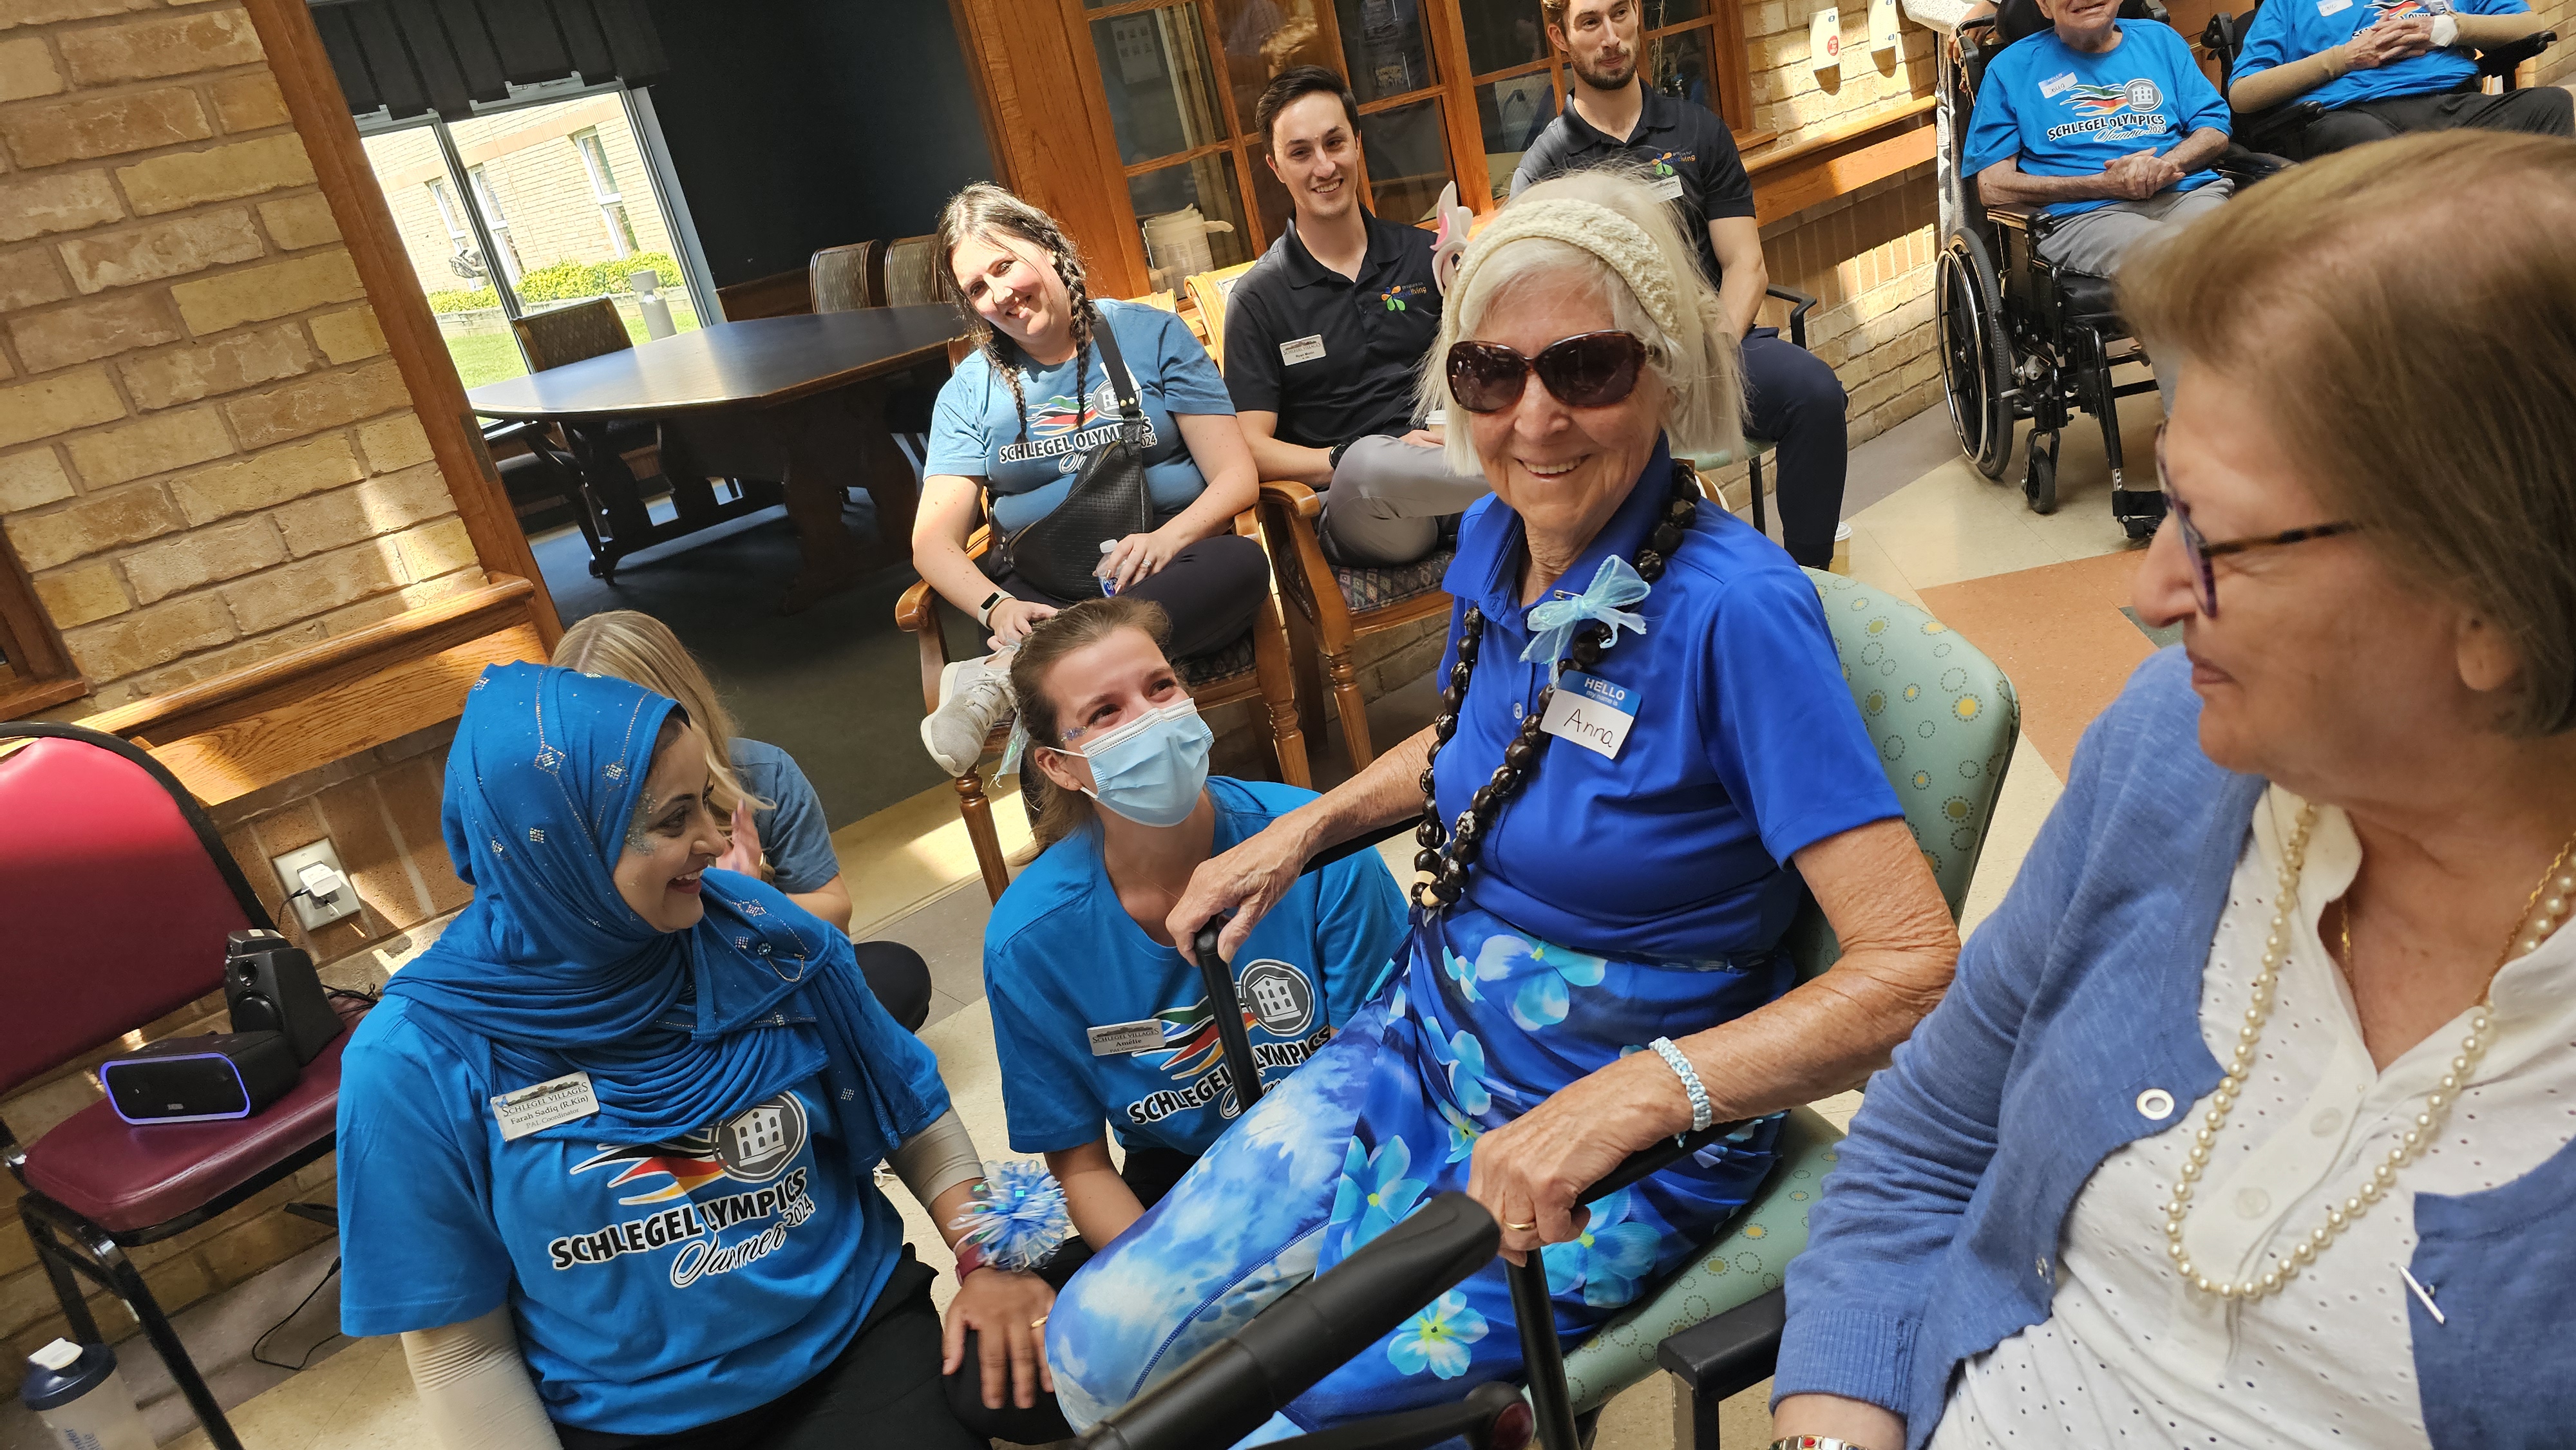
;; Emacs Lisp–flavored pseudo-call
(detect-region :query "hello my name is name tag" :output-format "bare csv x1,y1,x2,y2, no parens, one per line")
1540,670,1638,759
1088,1019,1166,1056
491,1071,599,1141
1280,335,1328,366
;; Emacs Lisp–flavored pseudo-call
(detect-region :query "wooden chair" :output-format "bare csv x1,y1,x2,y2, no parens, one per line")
809,240,884,314
509,296,631,372
1254,481,1454,769
893,509,1311,902
1182,261,1256,362
714,267,813,320
880,234,942,308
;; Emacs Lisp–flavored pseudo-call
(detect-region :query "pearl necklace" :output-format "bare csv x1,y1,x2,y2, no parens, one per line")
2161,805,2576,1301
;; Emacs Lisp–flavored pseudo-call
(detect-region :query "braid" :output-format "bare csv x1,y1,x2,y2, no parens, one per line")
932,182,1107,446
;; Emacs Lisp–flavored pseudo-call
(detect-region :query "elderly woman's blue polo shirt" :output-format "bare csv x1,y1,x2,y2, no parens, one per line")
1432,439,1899,962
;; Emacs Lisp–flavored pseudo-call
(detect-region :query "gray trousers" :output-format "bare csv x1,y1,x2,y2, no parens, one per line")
1319,435,1492,567
2036,178,2233,408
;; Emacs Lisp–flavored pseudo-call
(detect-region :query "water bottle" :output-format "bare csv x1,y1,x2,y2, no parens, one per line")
21,1341,151,1450
1095,538,1120,597
630,270,677,340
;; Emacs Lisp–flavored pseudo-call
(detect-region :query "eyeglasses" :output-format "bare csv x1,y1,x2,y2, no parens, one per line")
1445,332,1650,413
2155,424,2360,618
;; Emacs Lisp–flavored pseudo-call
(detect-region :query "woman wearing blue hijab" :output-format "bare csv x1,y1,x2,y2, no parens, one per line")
335,663,1054,1449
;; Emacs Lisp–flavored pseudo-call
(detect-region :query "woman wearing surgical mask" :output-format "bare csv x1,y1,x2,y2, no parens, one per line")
985,596,1410,1266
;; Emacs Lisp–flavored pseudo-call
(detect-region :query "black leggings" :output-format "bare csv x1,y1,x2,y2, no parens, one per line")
852,939,933,1033
553,1250,978,1450
940,1144,1198,1445
997,531,1269,660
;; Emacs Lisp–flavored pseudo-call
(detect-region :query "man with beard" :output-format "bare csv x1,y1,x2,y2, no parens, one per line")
1512,0,1851,570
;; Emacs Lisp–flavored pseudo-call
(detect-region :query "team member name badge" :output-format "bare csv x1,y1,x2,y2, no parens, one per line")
2318,0,2351,13
1280,335,1328,366
1650,174,1686,202
491,1071,598,1141
1088,1019,1166,1056
1539,671,1638,760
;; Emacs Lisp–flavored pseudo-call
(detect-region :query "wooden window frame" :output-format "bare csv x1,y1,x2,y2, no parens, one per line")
0,534,86,719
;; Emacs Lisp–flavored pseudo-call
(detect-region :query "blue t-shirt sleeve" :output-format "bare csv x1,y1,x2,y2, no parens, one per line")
985,943,1115,1155
1316,849,1409,1022
2165,30,2231,134
1962,49,2028,174
1144,306,1235,416
737,744,840,896
923,360,994,480
335,1019,511,1337
2233,0,2300,77
1701,569,1902,865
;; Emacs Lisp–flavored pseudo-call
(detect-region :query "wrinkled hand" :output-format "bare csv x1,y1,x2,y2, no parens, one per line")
1101,525,1189,593
2103,150,2181,200
715,802,762,876
1399,425,1447,449
1466,1053,1682,1265
987,598,1058,650
2361,15,2436,61
1165,815,1317,964
942,1267,1057,1410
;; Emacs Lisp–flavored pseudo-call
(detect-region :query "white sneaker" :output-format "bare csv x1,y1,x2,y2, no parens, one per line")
920,656,1014,776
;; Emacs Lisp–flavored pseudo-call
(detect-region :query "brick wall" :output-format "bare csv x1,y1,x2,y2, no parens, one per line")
0,0,495,1362
1743,0,1940,141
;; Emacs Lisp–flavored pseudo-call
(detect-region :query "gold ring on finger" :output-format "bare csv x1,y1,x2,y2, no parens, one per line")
1504,1219,1539,1232
1031,1314,1049,1329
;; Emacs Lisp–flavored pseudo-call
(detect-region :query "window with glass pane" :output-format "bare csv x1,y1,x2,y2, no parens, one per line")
1473,71,1556,200
1215,0,1339,136
1645,26,1718,115
1358,97,1452,224
573,129,639,258
1336,0,1436,102
1641,0,1710,24
1092,6,1229,165
1458,0,1554,76
1132,150,1256,291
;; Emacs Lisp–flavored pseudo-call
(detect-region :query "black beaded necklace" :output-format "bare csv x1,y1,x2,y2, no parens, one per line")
1410,458,1701,912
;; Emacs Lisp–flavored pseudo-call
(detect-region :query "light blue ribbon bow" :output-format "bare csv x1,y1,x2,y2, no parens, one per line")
1520,555,1651,680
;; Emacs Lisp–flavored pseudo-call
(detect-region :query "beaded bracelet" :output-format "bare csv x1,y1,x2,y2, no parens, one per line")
1649,1036,1714,1134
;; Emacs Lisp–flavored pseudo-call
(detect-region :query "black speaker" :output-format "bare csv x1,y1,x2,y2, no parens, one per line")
100,1031,298,1124
223,929,343,1065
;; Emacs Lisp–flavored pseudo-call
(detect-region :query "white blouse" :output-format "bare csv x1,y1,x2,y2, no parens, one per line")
1929,787,2576,1449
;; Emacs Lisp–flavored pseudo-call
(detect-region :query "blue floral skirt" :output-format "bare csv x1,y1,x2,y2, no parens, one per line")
1046,901,1789,1443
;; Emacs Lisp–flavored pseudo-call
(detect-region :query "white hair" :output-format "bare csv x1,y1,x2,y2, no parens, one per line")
1419,165,1745,477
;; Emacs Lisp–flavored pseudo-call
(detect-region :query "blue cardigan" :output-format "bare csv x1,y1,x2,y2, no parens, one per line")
1775,648,2576,1449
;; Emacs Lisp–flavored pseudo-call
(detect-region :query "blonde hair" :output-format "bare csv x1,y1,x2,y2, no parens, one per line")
1006,596,1176,850
551,611,769,813
1419,165,1744,477
2121,131,2576,737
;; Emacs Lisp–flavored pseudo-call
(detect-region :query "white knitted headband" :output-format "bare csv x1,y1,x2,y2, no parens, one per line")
1443,198,1685,343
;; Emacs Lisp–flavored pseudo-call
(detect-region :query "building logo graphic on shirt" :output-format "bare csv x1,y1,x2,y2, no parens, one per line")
1122,963,1333,1127
2364,0,2448,20
547,1093,820,1286
1377,283,1430,313
2044,79,2167,140
994,377,1159,472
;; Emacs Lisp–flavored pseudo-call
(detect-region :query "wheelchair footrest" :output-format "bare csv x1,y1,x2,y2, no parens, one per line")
2112,488,2167,523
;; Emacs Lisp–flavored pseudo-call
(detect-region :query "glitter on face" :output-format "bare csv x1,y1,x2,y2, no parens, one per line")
623,790,664,856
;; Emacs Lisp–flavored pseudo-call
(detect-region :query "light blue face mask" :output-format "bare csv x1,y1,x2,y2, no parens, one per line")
1066,699,1213,828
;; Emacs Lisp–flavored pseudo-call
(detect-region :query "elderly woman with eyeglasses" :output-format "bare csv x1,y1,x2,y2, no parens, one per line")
1032,168,1958,1440
1770,132,2576,1450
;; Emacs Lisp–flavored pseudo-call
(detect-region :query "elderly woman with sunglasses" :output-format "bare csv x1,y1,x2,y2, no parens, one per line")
1034,168,1958,1440
1770,133,2576,1450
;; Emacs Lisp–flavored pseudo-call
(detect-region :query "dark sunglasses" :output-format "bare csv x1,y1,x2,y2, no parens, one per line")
1445,332,1651,413
2154,424,2360,618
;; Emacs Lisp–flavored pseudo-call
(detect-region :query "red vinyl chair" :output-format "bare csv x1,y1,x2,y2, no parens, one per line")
1,722,370,1450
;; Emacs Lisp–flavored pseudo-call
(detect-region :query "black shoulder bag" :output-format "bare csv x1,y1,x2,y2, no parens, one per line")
986,319,1151,600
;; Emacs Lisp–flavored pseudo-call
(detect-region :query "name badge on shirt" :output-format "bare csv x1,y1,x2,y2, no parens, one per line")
2318,0,2351,14
1088,1019,1166,1056
2040,70,2079,97
491,1071,598,1142
1649,173,1687,202
1280,335,1328,366
1540,670,1638,760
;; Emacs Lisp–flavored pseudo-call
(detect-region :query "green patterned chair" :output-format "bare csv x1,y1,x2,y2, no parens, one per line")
1557,568,2021,1446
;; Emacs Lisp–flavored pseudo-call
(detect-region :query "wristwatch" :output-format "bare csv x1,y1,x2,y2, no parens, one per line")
1328,438,1355,475
976,589,1007,628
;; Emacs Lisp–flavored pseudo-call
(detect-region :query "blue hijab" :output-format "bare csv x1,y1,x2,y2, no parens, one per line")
384,663,945,1162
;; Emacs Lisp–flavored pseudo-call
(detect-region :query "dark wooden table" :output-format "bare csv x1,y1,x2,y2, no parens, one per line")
468,306,961,613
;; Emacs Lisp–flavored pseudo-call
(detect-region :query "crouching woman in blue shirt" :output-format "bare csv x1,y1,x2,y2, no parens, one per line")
986,594,1408,1248
336,664,1052,1449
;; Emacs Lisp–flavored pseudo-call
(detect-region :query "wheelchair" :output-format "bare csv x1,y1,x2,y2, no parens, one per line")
1933,0,2289,536
2200,0,2558,158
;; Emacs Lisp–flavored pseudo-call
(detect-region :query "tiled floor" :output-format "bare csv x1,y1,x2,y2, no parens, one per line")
133,396,2175,1449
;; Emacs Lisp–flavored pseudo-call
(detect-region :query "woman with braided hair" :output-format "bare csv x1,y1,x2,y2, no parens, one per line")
914,184,1268,775
1038,167,1958,1440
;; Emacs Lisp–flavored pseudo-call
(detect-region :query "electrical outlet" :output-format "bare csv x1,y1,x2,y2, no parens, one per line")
271,840,363,932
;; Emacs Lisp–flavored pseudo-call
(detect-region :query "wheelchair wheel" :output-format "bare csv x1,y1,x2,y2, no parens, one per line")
2025,430,2059,515
1937,231,2013,480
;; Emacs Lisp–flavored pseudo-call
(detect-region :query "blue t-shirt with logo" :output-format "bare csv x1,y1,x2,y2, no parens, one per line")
336,996,929,1434
1965,23,2232,216
2237,0,2515,109
983,777,1408,1158
924,297,1235,534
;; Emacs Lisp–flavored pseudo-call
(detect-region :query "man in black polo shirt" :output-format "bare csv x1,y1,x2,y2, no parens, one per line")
1226,67,1489,567
1511,0,1850,569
